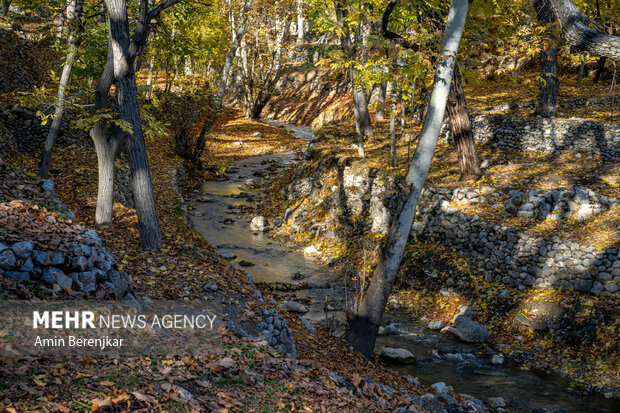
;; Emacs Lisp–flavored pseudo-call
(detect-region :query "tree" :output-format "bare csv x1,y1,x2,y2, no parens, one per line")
190,0,252,167
380,0,480,181
346,0,468,358
446,63,480,180
1,0,10,16
91,0,179,249
534,0,559,118
237,0,291,120
549,0,620,60
38,0,84,179
334,0,374,157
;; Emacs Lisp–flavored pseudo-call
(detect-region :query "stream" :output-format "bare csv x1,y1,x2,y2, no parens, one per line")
188,121,617,413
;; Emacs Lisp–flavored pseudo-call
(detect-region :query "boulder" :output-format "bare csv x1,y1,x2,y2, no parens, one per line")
250,216,266,231
278,300,308,313
428,321,445,330
379,347,416,364
78,271,97,292
446,315,490,343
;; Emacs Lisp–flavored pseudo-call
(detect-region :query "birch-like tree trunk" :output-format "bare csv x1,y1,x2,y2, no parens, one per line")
38,0,84,179
193,0,252,164
334,0,373,156
389,83,397,167
296,0,304,42
346,0,468,358
376,81,387,120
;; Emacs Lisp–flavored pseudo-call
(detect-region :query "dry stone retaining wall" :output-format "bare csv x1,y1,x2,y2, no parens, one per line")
440,114,620,161
412,187,619,296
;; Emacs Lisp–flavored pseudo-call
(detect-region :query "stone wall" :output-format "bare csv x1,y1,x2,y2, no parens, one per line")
412,187,619,296
284,157,619,296
0,106,88,152
440,113,620,161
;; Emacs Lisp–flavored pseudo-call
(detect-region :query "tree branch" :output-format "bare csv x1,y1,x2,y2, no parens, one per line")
380,0,420,51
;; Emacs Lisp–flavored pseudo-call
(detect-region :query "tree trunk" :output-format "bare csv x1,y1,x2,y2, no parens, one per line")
389,84,397,166
594,56,606,82
38,0,84,179
346,0,468,358
193,0,252,164
446,64,480,181
376,81,387,119
335,0,373,155
106,0,162,249
400,92,406,144
534,0,559,118
91,34,120,226
1,0,11,16
296,0,304,43
549,0,620,60
576,55,586,86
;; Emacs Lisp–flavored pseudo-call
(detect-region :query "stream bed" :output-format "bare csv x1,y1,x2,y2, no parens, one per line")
188,122,617,413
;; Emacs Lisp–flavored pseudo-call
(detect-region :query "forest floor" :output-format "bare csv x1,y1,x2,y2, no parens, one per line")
250,70,620,397
0,109,444,412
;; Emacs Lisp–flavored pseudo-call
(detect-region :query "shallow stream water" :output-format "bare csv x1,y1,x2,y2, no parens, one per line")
188,122,617,413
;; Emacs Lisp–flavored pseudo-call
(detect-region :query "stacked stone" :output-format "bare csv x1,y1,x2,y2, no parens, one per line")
412,188,619,296
0,106,87,153
258,309,296,357
0,230,134,298
440,114,620,161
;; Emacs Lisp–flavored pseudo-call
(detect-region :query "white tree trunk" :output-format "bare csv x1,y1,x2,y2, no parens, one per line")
38,0,83,178
346,0,468,358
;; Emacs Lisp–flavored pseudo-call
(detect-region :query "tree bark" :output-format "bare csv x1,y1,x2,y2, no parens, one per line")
346,0,468,358
105,0,163,249
594,56,606,82
534,0,559,118
1,0,11,16
389,83,397,166
335,0,373,156
38,0,84,179
193,0,252,164
296,0,304,43
549,0,620,60
446,64,480,181
376,81,387,119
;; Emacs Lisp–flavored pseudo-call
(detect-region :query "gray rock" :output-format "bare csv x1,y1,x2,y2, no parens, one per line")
21,257,34,272
78,271,97,292
431,382,453,394
50,251,66,266
0,243,8,253
575,279,593,292
428,320,445,330
41,267,65,284
407,394,447,413
11,241,34,258
379,347,416,364
122,293,142,310
447,315,490,343
56,272,73,290
3,271,29,281
73,242,92,257
491,354,504,364
108,270,133,297
301,318,316,333
72,256,89,272
0,249,17,268
488,397,506,408
278,300,308,313
250,216,266,231
42,180,55,193
32,250,50,266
